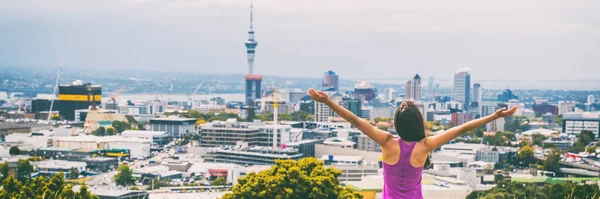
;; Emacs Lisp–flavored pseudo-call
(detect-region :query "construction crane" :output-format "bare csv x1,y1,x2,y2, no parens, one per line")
168,80,174,101
110,86,127,109
47,58,64,123
270,79,279,148
189,81,204,101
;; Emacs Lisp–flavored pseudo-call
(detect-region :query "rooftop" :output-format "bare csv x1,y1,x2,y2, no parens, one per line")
320,155,363,162
121,130,169,136
34,160,87,169
150,117,197,122
53,135,152,144
563,112,600,120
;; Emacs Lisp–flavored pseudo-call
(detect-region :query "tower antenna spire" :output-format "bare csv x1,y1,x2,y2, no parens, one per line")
250,0,253,30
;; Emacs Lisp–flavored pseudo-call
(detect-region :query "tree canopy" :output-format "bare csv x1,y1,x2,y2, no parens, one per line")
111,121,130,134
543,147,561,173
518,145,536,166
9,146,20,155
114,164,135,187
467,180,600,199
221,158,362,199
92,127,106,136
0,173,98,199
212,177,227,186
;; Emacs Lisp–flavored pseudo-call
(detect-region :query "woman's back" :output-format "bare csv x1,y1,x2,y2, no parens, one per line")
382,139,424,199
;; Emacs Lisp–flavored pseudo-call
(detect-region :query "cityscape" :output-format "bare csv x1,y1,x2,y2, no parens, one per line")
2,1,600,199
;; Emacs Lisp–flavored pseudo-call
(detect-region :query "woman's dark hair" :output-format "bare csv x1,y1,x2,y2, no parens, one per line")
394,101,431,168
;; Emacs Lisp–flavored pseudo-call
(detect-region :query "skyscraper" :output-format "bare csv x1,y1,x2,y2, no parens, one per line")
405,74,421,101
472,83,482,104
453,68,471,110
322,70,339,91
58,80,101,121
428,76,434,90
244,3,261,120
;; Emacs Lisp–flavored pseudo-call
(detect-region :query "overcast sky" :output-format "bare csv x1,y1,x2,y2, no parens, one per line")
1,0,599,89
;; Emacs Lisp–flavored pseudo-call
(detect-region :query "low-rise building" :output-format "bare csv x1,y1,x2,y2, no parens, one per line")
562,112,600,137
150,117,196,138
203,145,304,166
198,119,292,148
284,140,321,157
358,134,381,152
121,130,171,146
323,137,355,148
82,157,118,172
33,160,86,178
53,135,151,159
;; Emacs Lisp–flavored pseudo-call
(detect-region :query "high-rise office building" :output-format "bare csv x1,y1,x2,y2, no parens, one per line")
472,83,482,104
58,80,101,121
428,76,434,90
405,74,421,101
497,89,518,102
322,70,339,91
315,92,343,122
342,98,362,118
244,3,261,121
354,81,376,102
453,68,471,110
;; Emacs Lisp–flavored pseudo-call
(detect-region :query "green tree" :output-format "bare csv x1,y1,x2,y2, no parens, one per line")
291,111,313,121
568,140,586,153
543,147,561,173
580,130,595,145
17,159,34,182
51,115,61,121
192,134,200,141
106,127,116,136
518,145,535,165
0,173,99,199
9,146,20,155
532,134,547,146
114,164,136,187
467,180,600,199
112,121,131,133
221,158,362,199
212,177,227,186
69,168,80,179
208,115,227,122
587,145,597,153
92,127,106,136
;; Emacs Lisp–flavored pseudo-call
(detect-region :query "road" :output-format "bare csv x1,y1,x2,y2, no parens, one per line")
86,148,175,187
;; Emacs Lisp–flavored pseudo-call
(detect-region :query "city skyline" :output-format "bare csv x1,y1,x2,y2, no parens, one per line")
1,0,600,90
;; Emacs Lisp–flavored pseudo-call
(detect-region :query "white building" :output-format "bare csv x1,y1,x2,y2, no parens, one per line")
589,95,596,104
472,83,482,104
34,160,87,178
358,134,381,152
405,74,421,101
121,130,171,145
314,92,343,122
440,143,486,156
562,112,600,136
53,135,151,159
445,101,463,111
558,101,577,115
150,117,197,138
452,68,471,110
486,117,505,132
323,137,355,148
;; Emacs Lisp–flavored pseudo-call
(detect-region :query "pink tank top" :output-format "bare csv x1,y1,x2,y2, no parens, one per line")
382,139,424,199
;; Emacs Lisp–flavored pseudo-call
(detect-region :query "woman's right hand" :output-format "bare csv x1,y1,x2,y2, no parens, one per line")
308,88,330,103
493,106,518,118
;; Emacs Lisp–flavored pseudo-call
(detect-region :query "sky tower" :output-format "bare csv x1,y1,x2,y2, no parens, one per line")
244,2,262,121
245,2,258,74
